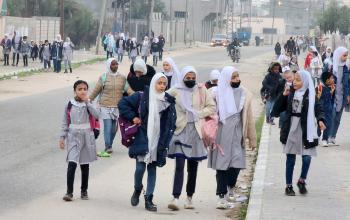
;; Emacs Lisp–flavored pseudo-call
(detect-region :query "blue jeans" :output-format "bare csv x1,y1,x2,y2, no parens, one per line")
103,119,117,150
279,111,287,128
330,107,344,138
286,154,311,185
118,53,123,62
265,99,275,120
53,59,61,72
134,161,157,196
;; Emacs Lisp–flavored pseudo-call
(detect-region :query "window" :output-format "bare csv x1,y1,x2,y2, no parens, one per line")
174,11,187,18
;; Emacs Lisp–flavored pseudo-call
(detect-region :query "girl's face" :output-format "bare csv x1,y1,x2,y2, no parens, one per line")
163,62,171,72
340,52,348,62
231,72,240,83
293,73,303,90
110,60,118,73
271,66,280,74
155,77,167,93
326,75,335,86
74,83,88,101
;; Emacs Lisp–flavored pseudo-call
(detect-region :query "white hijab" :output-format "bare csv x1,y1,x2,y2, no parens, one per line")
106,57,118,75
174,66,198,120
145,73,167,164
217,66,245,124
163,57,180,87
153,37,159,43
143,36,149,46
325,46,332,58
209,69,220,82
332,46,348,76
56,34,62,42
295,70,318,142
63,37,71,47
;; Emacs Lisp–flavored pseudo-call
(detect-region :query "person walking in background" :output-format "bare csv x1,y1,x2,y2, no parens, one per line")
63,37,75,73
274,42,282,59
51,35,64,73
162,57,181,89
158,33,166,61
127,58,156,92
30,41,39,62
104,33,115,59
116,35,126,63
151,37,160,66
261,62,283,125
129,37,139,64
141,36,151,64
38,40,44,63
42,40,51,71
1,34,12,66
12,31,21,66
20,36,31,67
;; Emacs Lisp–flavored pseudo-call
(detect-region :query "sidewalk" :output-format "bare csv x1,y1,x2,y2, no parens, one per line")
247,114,350,220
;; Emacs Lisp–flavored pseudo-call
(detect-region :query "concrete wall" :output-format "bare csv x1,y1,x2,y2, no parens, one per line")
1,16,60,42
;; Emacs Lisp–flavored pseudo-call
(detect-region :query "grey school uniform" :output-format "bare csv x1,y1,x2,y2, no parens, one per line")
283,96,317,156
60,100,99,164
208,89,246,170
141,43,150,57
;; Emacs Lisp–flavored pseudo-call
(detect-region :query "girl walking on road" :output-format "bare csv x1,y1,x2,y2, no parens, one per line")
89,58,133,156
118,73,177,212
140,36,150,64
63,37,75,73
59,80,99,201
162,57,181,89
208,66,256,209
271,70,326,196
167,66,216,211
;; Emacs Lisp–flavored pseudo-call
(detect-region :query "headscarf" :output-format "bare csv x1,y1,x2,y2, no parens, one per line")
133,59,147,75
209,69,220,82
131,37,137,44
143,36,149,46
145,73,168,164
332,46,348,76
63,37,71,47
174,66,198,120
309,46,323,68
162,57,181,87
153,37,159,43
325,46,332,58
294,70,318,142
217,66,245,124
56,34,62,42
106,57,118,75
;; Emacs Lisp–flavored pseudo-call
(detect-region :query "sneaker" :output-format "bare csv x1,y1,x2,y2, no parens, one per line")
184,197,194,209
168,198,180,211
131,189,142,206
297,181,308,194
226,187,235,202
321,140,328,147
63,193,73,201
216,197,229,210
97,151,111,157
81,191,89,200
328,137,336,145
285,186,296,196
106,148,113,154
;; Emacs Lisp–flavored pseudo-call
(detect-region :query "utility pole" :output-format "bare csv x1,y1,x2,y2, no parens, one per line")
170,0,173,47
216,0,219,33
307,0,311,36
271,0,276,45
148,0,154,37
96,0,107,55
60,0,64,37
239,0,243,29
231,0,234,38
184,0,188,45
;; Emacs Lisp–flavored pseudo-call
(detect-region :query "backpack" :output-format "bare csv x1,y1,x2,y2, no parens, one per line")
67,101,100,139
118,92,143,147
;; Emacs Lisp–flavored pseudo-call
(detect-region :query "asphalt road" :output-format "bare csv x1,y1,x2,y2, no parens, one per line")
0,45,272,218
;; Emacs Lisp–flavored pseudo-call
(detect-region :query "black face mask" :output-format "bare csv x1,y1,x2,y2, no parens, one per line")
184,80,196,88
231,81,241,88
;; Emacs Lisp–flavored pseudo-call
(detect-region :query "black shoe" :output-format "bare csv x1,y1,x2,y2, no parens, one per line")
285,186,296,196
64,69,68,73
131,189,142,206
145,195,157,212
297,181,308,194
70,68,72,73
81,191,89,200
63,193,73,201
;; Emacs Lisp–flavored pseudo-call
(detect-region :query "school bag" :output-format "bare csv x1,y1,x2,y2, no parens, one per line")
67,101,100,139
118,92,143,147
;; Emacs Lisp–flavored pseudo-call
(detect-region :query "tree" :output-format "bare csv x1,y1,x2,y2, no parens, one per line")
317,0,350,35
130,0,166,19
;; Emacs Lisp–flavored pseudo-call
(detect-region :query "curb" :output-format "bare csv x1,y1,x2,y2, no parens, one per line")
246,121,271,220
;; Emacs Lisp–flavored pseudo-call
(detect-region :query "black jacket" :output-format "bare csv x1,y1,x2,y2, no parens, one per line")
271,89,325,149
261,72,282,100
118,87,177,167
127,64,156,92
116,39,126,50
